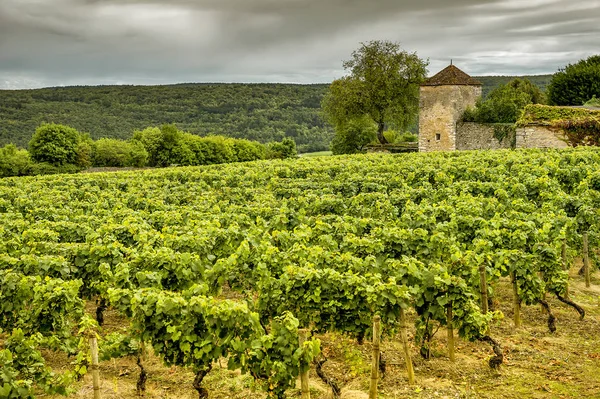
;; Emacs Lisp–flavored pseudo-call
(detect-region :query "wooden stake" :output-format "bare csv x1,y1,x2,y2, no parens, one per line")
369,315,381,399
90,336,101,399
479,264,488,314
510,271,521,328
562,238,570,297
299,329,310,399
447,304,455,362
583,232,591,288
562,238,568,271
399,308,415,385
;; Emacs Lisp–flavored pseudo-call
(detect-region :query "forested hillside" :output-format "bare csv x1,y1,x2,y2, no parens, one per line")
0,76,551,151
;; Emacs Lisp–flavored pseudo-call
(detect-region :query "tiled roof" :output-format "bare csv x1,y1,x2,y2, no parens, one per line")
422,64,482,86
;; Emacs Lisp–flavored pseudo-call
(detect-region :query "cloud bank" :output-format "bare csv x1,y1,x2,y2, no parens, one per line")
0,0,598,88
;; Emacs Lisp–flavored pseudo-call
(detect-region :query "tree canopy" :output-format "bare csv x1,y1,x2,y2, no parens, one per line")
322,40,428,146
463,78,546,123
548,55,600,106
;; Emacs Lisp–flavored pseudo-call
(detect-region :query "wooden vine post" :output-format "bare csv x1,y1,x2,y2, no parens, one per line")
399,308,415,385
479,264,488,314
90,335,101,399
298,329,310,399
562,238,570,297
447,303,455,362
510,271,521,328
369,315,381,399
583,232,591,288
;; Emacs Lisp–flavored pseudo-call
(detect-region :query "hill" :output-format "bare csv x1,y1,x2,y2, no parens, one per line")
0,75,551,150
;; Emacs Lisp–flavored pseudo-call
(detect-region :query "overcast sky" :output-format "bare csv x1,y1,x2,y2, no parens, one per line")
1,0,599,89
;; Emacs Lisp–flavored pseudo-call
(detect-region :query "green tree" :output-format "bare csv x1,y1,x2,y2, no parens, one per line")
330,116,377,155
29,123,81,166
266,138,297,159
548,55,600,105
463,78,546,123
0,144,32,177
322,40,428,145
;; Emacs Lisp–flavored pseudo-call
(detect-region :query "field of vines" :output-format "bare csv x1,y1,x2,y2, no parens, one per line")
1,148,600,399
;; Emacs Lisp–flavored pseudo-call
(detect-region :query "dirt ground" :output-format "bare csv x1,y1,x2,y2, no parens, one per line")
46,266,600,399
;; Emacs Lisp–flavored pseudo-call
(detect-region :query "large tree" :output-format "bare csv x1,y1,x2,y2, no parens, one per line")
548,55,600,106
463,78,546,123
322,40,428,145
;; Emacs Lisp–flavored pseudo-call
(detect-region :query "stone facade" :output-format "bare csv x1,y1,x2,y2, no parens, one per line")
418,85,482,152
516,126,569,149
455,122,513,150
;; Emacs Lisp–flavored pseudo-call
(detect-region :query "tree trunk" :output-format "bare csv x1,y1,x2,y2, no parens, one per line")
192,365,212,399
377,122,388,144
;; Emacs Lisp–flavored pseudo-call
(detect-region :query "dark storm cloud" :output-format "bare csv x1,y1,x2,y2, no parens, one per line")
0,0,599,88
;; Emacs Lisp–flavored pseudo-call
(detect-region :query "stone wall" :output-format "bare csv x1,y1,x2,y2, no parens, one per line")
419,85,482,152
516,125,569,149
456,122,513,150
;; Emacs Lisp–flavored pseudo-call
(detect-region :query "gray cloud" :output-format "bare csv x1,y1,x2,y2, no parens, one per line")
0,0,598,88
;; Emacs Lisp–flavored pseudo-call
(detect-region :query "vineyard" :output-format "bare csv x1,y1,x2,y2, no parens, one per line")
1,148,600,398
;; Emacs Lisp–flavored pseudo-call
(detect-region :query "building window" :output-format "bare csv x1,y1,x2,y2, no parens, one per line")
435,133,441,141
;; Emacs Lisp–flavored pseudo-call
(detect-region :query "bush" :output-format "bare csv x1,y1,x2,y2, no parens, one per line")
548,55,600,106
584,96,600,108
93,138,149,167
267,138,298,159
232,139,266,162
330,117,376,155
29,123,82,166
29,162,81,176
0,144,32,178
462,78,546,123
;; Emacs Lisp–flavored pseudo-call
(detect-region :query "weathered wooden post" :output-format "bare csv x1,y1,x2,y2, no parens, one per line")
479,264,488,314
583,232,591,288
399,308,415,385
447,304,455,362
90,335,101,399
369,315,381,399
299,329,310,399
510,272,521,328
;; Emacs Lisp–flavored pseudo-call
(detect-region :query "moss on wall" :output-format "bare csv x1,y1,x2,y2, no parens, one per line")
517,104,600,146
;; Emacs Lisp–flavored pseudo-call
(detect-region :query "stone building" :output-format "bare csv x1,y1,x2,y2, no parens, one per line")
417,64,588,152
418,64,482,152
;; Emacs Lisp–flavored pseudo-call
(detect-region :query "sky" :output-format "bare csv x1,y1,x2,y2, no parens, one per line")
0,0,599,89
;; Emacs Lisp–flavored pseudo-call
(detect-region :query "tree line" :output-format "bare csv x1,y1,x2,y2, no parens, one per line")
0,123,297,178
0,76,549,155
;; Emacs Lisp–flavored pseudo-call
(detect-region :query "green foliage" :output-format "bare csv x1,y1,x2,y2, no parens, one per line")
93,138,149,167
548,55,600,105
463,78,546,124
28,123,82,166
322,40,428,144
584,95,600,108
266,137,298,159
517,104,600,146
0,84,334,153
0,144,32,178
0,330,72,398
330,116,377,155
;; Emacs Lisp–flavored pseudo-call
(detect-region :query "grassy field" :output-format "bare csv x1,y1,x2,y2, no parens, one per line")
299,151,333,157
49,263,600,399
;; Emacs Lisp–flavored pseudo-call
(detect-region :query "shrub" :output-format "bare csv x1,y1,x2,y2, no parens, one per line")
0,144,32,178
267,138,298,159
462,78,546,124
548,55,600,106
29,123,81,165
330,117,376,155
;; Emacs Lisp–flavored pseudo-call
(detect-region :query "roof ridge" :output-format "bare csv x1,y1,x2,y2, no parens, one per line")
422,64,482,86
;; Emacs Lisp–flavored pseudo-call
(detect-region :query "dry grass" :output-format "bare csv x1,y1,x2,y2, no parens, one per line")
40,265,600,399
